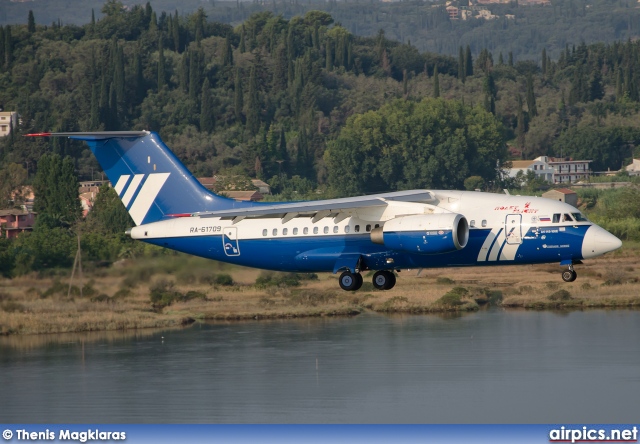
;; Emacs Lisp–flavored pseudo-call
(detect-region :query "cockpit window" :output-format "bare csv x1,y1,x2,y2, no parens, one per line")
572,213,589,222
563,213,574,222
552,214,561,223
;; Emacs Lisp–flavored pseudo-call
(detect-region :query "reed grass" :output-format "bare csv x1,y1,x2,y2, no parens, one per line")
1,247,639,335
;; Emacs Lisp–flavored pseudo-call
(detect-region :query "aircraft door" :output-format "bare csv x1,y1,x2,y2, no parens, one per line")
505,214,523,245
223,227,241,256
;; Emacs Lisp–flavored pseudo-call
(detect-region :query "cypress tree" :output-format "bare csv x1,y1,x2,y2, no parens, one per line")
234,68,243,123
60,156,83,223
133,50,144,104
403,69,408,97
458,46,465,83
157,37,166,91
508,51,513,67
189,49,201,100
516,94,525,152
4,26,12,69
200,78,214,133
109,82,118,130
90,83,100,130
325,39,333,71
150,11,157,32
498,52,504,65
0,26,5,71
541,48,547,75
28,10,36,33
273,43,288,92
616,67,624,101
465,45,473,77
172,11,180,52
245,65,260,135
526,74,537,117
433,65,440,98
180,52,189,93
99,75,109,128
222,34,233,66
239,24,246,54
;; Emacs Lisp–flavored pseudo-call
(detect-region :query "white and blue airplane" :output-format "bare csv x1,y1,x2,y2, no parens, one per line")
29,131,622,291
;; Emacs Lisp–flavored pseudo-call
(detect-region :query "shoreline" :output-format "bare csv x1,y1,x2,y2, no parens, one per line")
1,248,639,336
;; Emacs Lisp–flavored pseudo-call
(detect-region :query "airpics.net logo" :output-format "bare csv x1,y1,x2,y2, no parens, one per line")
549,426,638,443
2,429,126,442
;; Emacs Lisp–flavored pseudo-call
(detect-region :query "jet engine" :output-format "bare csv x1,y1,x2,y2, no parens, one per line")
370,213,469,254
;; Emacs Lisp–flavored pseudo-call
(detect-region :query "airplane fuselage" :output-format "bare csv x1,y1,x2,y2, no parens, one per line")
130,190,619,274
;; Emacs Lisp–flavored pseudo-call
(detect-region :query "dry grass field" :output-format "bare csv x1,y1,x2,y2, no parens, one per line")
1,244,639,336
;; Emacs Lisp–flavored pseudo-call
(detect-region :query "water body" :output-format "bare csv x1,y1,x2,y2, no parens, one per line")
1,310,639,423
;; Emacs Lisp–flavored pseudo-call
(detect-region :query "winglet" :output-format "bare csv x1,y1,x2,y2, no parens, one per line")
25,132,52,137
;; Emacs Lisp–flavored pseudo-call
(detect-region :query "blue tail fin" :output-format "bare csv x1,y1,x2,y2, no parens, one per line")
39,131,254,225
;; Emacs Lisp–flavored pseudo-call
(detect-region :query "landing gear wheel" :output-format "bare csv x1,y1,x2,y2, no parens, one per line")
372,270,397,290
339,271,363,291
562,270,577,282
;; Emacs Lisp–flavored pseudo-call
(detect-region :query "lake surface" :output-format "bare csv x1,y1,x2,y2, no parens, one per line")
1,309,639,423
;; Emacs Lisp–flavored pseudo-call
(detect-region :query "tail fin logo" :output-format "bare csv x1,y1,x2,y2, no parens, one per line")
114,173,171,225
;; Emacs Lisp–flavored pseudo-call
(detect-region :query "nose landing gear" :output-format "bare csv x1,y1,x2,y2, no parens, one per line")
561,264,577,282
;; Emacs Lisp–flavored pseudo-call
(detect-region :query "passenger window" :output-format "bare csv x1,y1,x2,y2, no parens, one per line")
272,228,278,236
481,220,487,227
366,224,371,232
333,226,339,233
313,227,318,234
283,228,288,235
293,228,298,235
375,224,380,229
470,220,475,228
563,213,573,222
262,229,267,236
355,225,360,233
324,226,329,234
304,227,309,235
345,225,350,233
553,214,561,223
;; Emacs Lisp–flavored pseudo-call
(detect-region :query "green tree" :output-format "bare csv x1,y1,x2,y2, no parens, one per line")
27,10,36,33
433,65,440,98
245,65,260,135
33,154,83,227
200,78,214,133
526,74,537,118
234,68,244,123
325,98,505,195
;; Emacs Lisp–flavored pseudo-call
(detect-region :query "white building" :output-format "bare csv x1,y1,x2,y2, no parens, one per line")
508,157,555,182
0,111,18,137
625,159,640,176
508,156,592,184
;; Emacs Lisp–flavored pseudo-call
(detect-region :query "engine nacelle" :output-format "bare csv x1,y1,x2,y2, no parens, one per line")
370,213,469,254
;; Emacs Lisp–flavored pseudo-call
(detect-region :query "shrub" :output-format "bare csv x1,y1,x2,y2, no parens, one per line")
214,274,234,286
548,290,572,301
436,287,469,306
255,271,301,288
436,277,454,285
150,280,182,309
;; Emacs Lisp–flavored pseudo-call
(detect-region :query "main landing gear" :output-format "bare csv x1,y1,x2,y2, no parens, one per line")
561,264,577,282
338,270,396,291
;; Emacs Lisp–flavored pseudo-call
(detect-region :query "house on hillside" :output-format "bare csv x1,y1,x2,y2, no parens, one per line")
0,210,36,239
224,191,264,201
542,188,578,208
0,111,18,137
508,156,591,184
625,159,640,176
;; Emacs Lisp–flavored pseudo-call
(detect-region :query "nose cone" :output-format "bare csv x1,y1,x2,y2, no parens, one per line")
582,225,623,259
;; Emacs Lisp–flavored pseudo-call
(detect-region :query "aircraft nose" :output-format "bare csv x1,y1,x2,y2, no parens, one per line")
582,225,622,259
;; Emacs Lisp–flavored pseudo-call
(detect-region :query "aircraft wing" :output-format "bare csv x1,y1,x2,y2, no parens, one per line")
195,190,436,221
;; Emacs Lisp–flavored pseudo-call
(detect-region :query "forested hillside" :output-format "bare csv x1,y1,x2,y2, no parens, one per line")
2,1,640,274
4,0,640,61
